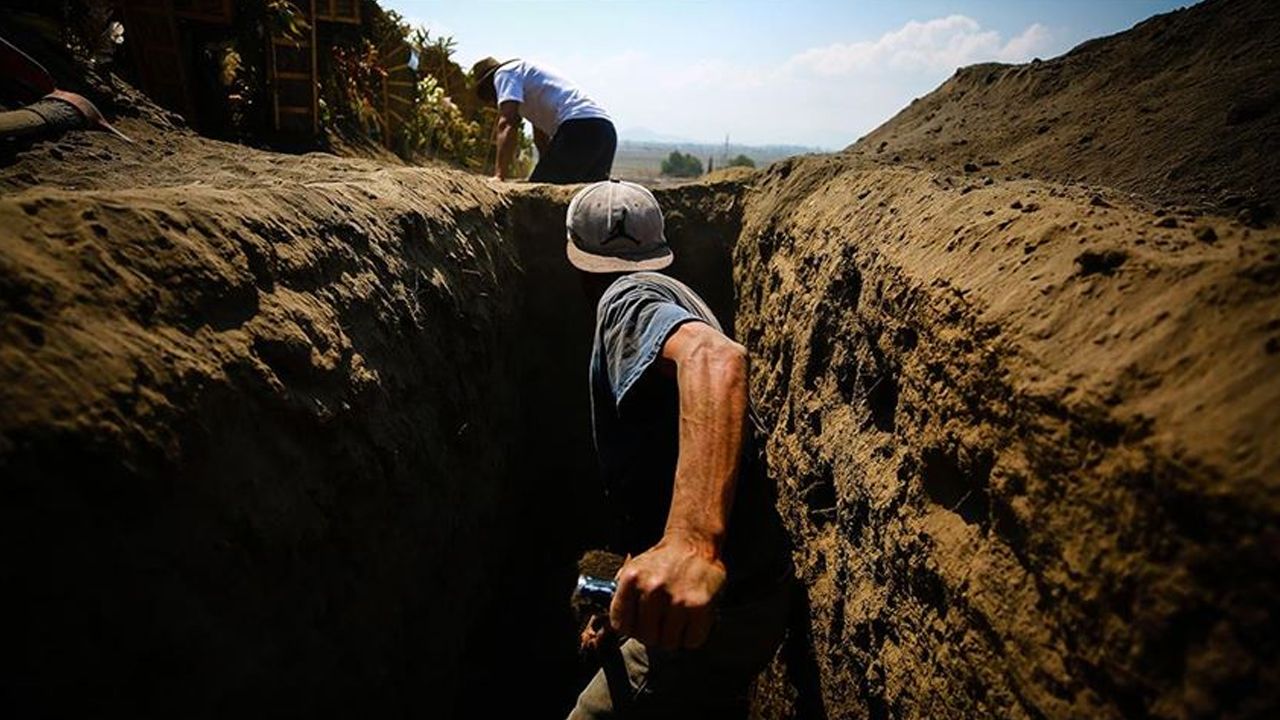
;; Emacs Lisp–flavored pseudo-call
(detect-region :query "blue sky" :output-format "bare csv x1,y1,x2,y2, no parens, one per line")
386,0,1193,148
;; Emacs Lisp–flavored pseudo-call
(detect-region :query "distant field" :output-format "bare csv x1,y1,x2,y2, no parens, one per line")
611,140,822,182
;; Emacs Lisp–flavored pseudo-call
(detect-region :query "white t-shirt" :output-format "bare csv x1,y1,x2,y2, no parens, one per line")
492,60,611,137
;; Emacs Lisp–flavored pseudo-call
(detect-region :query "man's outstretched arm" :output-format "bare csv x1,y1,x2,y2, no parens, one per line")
610,320,747,650
492,100,521,180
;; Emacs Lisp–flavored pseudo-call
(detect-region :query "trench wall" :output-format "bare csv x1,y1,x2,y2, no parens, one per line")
0,171,525,717
738,156,1279,719
4,148,1276,720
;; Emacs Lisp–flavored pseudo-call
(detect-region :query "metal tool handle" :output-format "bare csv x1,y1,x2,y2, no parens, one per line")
575,574,617,613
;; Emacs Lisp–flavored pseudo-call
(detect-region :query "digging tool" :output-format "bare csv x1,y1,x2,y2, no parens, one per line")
572,573,633,714
574,574,618,612
0,35,132,143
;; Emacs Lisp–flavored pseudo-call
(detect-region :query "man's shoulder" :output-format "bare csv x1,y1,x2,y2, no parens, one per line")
596,272,719,332
507,60,557,86
605,271,693,298
494,60,526,81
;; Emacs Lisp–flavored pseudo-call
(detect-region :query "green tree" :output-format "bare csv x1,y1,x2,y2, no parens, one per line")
726,153,756,169
660,150,703,177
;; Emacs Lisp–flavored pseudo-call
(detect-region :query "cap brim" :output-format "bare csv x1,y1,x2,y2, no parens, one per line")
566,238,674,273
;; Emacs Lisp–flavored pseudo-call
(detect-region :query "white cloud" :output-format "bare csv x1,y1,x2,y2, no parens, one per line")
998,23,1052,62
528,15,1055,148
783,16,1050,77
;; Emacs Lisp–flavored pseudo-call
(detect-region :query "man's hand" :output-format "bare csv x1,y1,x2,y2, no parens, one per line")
580,613,610,654
609,531,726,650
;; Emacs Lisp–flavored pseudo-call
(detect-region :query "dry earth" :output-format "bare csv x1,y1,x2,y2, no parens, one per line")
2,0,1278,718
1,117,525,716
741,2,1279,717
739,157,1278,719
739,1,1279,717
856,0,1280,221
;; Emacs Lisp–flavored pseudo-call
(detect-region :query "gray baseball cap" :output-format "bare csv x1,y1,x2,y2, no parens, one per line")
565,180,673,273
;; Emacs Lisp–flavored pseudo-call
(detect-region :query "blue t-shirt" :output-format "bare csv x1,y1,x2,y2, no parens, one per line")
591,272,719,412
589,272,787,599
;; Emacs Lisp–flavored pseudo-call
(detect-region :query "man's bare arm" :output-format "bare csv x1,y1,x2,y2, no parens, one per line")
493,100,521,180
610,320,747,650
664,321,746,550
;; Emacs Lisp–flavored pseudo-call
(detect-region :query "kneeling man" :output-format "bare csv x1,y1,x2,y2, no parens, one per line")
472,57,616,184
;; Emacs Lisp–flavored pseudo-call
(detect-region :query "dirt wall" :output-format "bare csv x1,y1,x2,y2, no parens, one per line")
5,30,1278,712
0,167,525,717
737,155,1280,719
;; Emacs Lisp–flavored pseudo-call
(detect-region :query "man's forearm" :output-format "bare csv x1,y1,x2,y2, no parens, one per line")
494,123,517,179
610,322,743,648
664,333,748,557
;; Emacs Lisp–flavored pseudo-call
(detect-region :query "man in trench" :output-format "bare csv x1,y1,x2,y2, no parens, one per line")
472,57,616,183
565,180,792,718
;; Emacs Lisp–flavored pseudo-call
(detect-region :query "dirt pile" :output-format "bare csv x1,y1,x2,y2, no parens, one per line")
853,0,1280,220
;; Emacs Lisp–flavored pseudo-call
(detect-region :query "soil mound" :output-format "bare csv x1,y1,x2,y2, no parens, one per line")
1,126,526,715
853,0,1280,220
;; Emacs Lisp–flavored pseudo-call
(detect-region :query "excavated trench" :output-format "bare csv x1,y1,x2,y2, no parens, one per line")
451,180,748,717
2,150,1276,718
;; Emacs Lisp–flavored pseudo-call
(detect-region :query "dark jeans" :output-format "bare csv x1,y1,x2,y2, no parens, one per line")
530,118,616,184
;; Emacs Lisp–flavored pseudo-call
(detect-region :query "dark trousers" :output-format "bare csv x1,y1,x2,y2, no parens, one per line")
529,118,616,184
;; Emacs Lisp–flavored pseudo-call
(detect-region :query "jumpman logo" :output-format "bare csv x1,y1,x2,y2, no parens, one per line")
602,208,640,245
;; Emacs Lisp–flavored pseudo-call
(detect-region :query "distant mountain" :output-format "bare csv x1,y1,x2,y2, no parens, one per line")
618,128,826,155
617,127,697,144
618,139,823,157
612,137,825,181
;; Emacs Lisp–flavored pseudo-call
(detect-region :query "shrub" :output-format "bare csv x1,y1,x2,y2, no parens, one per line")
660,150,703,177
